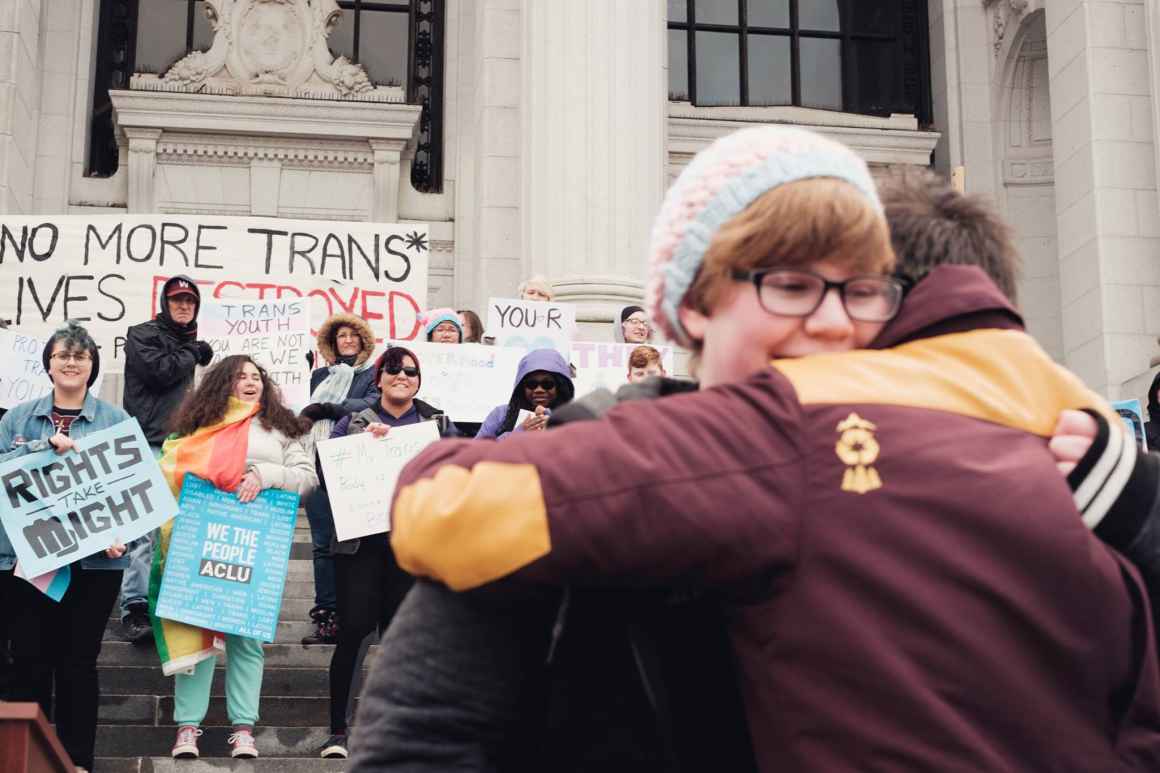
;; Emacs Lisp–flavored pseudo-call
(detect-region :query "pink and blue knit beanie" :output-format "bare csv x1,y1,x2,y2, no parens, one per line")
645,125,882,345
422,307,464,340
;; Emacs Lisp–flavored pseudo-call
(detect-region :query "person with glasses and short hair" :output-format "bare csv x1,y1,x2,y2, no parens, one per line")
616,306,653,344
475,349,575,440
316,346,457,760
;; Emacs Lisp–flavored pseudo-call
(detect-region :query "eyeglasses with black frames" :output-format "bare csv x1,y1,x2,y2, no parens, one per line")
730,269,905,323
50,352,93,364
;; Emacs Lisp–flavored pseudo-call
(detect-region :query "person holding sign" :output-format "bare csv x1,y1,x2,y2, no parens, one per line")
316,345,456,759
475,349,575,439
0,321,135,773
518,275,555,303
421,308,464,344
152,355,316,760
299,313,379,647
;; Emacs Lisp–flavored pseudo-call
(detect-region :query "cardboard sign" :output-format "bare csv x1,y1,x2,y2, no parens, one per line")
198,298,311,411
154,475,298,642
570,342,676,399
0,327,106,410
378,342,524,423
0,214,430,372
0,418,177,576
318,421,441,541
487,297,576,356
1113,399,1148,452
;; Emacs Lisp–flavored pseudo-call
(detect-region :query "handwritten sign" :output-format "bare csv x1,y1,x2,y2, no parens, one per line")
487,297,576,356
198,299,311,411
0,215,430,372
0,419,176,576
570,342,675,399
0,328,106,410
375,342,523,422
154,475,298,642
318,421,440,541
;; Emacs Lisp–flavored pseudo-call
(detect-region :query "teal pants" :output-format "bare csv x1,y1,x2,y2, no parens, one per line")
173,634,264,727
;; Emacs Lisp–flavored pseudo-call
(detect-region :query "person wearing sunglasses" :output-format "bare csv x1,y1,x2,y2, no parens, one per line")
475,349,575,440
315,345,456,760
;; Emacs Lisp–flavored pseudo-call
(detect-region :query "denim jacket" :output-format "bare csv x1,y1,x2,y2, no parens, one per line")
0,391,135,571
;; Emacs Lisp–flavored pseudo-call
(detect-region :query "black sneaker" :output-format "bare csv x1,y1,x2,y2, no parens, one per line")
301,609,338,646
319,733,348,759
122,604,154,645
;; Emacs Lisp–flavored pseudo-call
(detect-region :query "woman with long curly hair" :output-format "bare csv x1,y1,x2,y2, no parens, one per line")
150,355,317,761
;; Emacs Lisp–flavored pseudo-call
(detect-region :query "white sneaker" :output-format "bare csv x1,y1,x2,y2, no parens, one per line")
229,727,259,759
171,725,202,758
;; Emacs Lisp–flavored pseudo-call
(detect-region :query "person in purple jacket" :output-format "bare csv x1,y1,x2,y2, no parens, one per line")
475,349,575,439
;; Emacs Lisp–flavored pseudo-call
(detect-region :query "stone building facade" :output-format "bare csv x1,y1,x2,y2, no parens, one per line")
2,0,1160,398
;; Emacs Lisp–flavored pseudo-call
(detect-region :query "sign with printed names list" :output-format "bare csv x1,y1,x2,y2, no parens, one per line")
154,475,298,642
0,418,176,576
569,342,676,399
486,298,576,356
197,298,311,412
0,214,430,372
372,341,524,423
317,421,441,542
0,327,106,410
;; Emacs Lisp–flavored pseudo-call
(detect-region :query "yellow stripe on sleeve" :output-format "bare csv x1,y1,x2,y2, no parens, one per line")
392,462,552,591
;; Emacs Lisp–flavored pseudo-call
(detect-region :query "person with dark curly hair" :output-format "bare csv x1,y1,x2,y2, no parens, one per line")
153,355,317,761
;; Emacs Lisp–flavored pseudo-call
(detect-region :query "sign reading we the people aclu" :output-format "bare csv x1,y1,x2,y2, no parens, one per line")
198,298,311,411
0,419,176,577
0,328,106,410
155,475,298,642
487,298,576,356
570,342,676,399
378,341,524,423
318,421,441,542
0,215,429,372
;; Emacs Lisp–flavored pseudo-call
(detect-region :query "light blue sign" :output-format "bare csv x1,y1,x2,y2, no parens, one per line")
155,475,298,642
1112,399,1148,452
0,418,177,576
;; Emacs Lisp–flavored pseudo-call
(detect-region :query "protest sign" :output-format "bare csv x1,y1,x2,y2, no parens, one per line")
0,418,176,576
0,327,106,410
376,341,523,422
318,421,441,541
0,214,430,372
154,475,298,642
570,342,676,399
486,297,576,356
1113,399,1148,452
198,298,311,411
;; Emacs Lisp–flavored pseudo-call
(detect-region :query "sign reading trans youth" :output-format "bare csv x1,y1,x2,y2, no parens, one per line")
154,475,298,642
0,419,176,576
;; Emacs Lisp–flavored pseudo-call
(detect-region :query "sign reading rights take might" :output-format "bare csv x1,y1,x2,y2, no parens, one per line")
0,215,430,372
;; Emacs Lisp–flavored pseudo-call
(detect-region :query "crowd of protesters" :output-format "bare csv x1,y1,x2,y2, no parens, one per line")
3,123,1160,771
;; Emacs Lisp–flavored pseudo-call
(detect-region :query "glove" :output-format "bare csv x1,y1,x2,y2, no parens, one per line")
321,403,348,421
305,351,315,369
190,340,214,366
300,403,327,422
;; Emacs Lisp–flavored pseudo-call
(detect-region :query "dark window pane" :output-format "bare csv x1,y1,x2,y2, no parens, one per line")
329,8,356,62
193,1,214,50
845,1,897,35
747,0,789,28
847,38,900,115
694,0,738,26
669,29,690,100
668,0,687,22
694,31,740,105
135,1,187,73
800,37,841,109
799,0,840,32
747,34,791,105
358,10,409,87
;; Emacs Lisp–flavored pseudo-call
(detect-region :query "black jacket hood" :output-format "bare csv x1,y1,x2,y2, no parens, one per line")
157,275,201,337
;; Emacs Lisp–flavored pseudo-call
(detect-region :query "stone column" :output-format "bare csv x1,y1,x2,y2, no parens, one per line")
0,0,42,213
123,127,161,213
1046,0,1160,398
520,0,667,329
369,138,405,222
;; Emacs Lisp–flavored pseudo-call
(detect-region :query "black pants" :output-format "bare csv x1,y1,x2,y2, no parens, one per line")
7,564,123,770
329,535,413,733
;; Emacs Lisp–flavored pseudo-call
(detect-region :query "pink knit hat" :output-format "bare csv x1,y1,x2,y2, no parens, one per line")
645,125,881,345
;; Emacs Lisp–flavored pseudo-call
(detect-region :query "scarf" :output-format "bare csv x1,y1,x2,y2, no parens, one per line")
148,397,259,676
304,358,373,453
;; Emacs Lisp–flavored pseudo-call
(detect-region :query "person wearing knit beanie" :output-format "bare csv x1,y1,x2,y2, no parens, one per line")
422,308,464,343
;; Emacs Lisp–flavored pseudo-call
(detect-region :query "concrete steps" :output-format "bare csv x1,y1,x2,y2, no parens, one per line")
96,758,348,772
96,725,334,758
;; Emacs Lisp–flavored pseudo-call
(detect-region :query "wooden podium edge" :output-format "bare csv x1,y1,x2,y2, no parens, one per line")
0,702,76,773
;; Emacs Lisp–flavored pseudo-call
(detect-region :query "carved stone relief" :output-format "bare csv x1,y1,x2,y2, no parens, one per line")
985,0,1041,58
1002,12,1053,184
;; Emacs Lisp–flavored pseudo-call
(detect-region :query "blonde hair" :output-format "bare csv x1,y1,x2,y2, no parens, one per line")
683,178,894,327
518,275,555,302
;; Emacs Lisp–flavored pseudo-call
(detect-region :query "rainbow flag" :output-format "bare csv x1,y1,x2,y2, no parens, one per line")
149,397,258,676
15,562,71,601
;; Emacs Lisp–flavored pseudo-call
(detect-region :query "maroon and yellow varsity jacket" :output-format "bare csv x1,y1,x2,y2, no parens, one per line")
391,266,1160,771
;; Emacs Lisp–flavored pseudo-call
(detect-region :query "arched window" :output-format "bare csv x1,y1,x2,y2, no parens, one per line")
88,0,445,192
667,0,930,121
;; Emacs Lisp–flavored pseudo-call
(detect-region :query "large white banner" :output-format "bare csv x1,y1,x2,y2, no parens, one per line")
0,328,106,410
317,422,441,541
486,297,576,356
570,342,675,399
379,342,523,423
197,298,312,412
0,215,429,373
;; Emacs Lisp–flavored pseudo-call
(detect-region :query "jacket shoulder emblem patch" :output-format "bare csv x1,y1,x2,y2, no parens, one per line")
835,412,882,494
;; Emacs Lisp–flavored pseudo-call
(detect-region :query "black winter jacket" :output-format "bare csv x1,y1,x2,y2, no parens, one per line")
122,275,202,444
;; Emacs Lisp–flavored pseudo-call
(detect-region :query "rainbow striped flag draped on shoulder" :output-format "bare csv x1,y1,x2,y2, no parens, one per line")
148,397,258,676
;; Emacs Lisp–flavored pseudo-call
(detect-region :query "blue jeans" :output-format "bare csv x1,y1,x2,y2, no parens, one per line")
119,444,163,618
304,488,337,613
